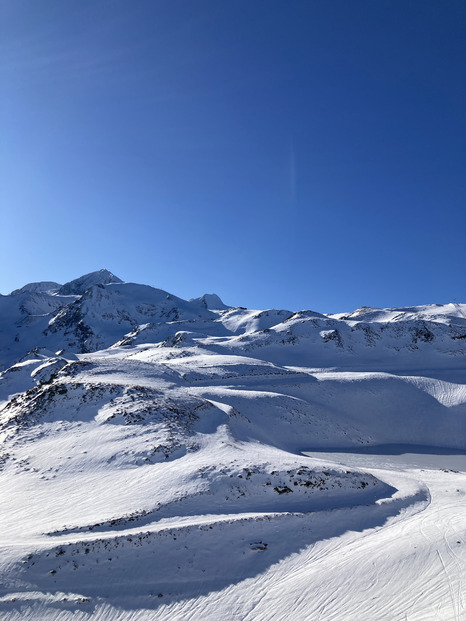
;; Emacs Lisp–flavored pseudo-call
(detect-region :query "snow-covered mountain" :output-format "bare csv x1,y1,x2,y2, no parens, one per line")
2,269,466,374
0,269,227,370
0,271,465,620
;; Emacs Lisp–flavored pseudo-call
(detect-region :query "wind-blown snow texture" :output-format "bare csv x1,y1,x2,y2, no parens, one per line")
0,270,465,620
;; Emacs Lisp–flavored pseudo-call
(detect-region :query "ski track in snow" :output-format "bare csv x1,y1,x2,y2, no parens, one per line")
152,469,466,621
1,430,464,620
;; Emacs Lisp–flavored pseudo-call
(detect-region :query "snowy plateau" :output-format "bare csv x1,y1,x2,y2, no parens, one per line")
0,269,465,621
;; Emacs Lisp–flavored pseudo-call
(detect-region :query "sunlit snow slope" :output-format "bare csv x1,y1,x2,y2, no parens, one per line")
0,271,465,620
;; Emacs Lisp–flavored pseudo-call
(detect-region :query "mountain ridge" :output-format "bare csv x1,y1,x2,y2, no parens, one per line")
1,269,465,372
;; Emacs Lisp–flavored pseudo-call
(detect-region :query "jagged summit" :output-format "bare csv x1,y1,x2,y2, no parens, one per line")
58,269,123,295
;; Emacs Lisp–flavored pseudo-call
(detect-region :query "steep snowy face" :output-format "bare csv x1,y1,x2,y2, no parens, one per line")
58,269,123,295
43,282,224,355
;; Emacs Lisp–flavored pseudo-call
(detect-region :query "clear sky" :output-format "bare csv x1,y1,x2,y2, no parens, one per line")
1,1,465,312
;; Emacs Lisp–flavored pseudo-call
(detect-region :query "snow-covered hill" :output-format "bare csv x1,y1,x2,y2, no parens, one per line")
0,271,465,620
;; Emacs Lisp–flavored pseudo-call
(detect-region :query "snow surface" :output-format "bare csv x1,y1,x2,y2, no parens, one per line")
0,271,465,620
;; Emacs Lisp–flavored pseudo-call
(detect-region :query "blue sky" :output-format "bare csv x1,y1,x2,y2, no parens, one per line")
1,1,465,312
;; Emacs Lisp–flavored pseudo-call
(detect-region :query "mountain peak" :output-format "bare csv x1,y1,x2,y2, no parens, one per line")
190,293,229,310
10,281,61,296
58,269,123,295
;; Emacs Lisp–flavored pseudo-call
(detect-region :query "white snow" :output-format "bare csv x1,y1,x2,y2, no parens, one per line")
0,271,465,620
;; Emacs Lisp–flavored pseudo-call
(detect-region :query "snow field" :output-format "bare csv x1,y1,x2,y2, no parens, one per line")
1,272,466,619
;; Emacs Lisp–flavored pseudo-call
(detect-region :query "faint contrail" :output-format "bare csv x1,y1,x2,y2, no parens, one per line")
289,137,297,204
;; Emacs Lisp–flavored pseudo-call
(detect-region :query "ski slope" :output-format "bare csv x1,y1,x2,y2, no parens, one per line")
0,271,465,620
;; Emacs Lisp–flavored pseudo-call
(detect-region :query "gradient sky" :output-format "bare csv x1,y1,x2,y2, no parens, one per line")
1,1,465,312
